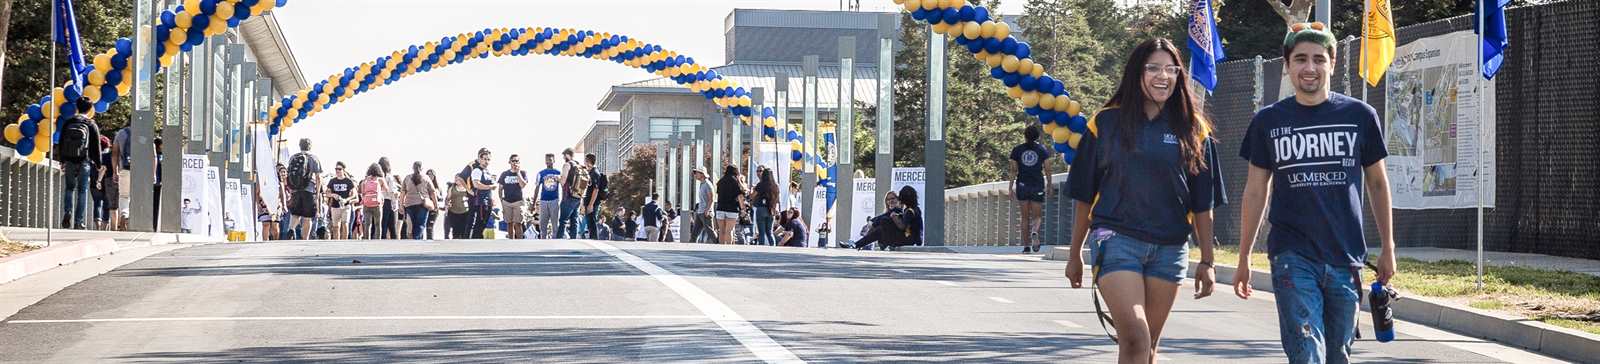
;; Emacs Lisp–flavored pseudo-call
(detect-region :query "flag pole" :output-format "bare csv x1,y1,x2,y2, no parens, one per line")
47,0,58,246
1475,0,1486,291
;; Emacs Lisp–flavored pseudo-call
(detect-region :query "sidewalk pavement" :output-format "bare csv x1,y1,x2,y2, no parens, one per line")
1,227,221,285
1396,247,1600,278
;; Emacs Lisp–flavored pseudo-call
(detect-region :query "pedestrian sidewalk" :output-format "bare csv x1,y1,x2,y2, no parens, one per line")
1396,247,1600,278
1,227,221,285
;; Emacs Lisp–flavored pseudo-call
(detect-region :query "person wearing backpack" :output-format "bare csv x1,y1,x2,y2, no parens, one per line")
403,161,438,240
641,193,664,242
444,174,472,239
358,163,388,240
582,153,608,240
459,148,497,239
285,138,324,240
57,98,104,230
556,149,585,239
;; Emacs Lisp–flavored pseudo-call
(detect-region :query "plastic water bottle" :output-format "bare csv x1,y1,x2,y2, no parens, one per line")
1370,282,1396,342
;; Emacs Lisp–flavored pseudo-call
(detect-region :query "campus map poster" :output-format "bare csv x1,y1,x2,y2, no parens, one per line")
1384,31,1496,209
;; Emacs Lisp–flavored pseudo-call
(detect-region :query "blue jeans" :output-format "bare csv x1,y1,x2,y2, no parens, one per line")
583,210,599,239
754,206,775,246
405,205,432,240
556,199,580,239
61,162,92,228
1270,252,1361,364
1088,228,1189,283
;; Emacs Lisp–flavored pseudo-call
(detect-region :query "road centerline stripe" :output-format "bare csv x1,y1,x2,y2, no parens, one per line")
585,241,804,364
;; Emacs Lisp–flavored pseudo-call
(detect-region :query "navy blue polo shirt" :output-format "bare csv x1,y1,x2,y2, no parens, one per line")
1068,108,1226,245
1240,93,1388,268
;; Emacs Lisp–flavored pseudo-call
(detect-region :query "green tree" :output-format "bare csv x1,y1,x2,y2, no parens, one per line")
3,0,134,146
606,145,658,216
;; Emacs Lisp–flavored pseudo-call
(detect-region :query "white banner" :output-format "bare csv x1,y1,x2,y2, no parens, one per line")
225,178,244,235
240,184,257,241
255,130,283,214
1384,30,1496,209
848,178,877,241
753,142,794,210
180,155,208,234
807,186,833,247
205,167,225,239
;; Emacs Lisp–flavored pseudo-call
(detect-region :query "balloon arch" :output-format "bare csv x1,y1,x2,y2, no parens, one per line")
7,0,1091,172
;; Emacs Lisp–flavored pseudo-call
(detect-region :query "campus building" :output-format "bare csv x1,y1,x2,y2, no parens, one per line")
575,120,622,175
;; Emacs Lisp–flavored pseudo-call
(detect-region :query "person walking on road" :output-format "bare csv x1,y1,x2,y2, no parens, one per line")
461,148,497,239
500,155,531,239
1063,38,1224,364
444,175,472,239
690,167,716,243
536,153,563,239
57,98,103,230
426,169,444,240
403,162,438,240
377,157,400,239
713,166,745,245
358,163,389,241
286,139,325,241
582,153,608,240
1011,124,1054,253
1233,23,1398,364
326,162,357,240
641,194,665,242
557,149,586,239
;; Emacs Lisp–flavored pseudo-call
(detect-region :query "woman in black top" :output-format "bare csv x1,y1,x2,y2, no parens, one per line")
853,191,903,250
751,167,780,246
775,207,807,248
713,165,746,245
879,186,924,251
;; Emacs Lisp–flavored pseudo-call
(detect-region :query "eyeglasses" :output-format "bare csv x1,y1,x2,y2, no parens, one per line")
1144,64,1182,77
510,160,520,164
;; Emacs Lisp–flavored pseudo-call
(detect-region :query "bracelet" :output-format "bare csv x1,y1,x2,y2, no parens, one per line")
1198,260,1214,268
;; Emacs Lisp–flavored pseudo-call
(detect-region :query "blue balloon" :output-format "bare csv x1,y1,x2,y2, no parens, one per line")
974,6,991,23
1061,148,1077,162
959,6,976,22
161,10,176,25
19,120,38,136
63,84,81,101
110,54,129,70
989,66,1006,80
25,104,43,120
911,8,928,21
15,137,34,156
964,39,984,53
941,8,958,24
787,130,800,141
791,150,803,161
1068,115,1089,133
233,3,251,20
1016,42,1032,59
105,69,124,85
227,17,240,28
276,0,288,9
155,27,170,44
1002,74,1021,87
199,0,217,15
1001,38,1019,55
1025,106,1042,116
59,99,76,115
983,38,1003,53
954,36,971,46
1020,76,1039,91
95,98,111,113
186,27,205,46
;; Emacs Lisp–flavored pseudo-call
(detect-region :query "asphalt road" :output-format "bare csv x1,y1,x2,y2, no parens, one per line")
0,240,1551,363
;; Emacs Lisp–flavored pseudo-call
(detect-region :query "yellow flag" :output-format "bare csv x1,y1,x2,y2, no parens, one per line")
1360,0,1396,87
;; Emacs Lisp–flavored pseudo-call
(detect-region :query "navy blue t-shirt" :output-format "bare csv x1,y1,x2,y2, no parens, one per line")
1011,142,1052,186
500,170,527,203
1240,93,1388,268
1069,108,1226,245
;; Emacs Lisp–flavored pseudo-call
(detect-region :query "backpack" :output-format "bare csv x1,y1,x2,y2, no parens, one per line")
592,173,609,202
359,178,382,208
287,153,312,190
56,117,93,163
568,165,591,198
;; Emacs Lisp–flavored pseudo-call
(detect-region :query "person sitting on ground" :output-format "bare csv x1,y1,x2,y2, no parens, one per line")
776,207,808,248
878,186,924,251
854,191,906,250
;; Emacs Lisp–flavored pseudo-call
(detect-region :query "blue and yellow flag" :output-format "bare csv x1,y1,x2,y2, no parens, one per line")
53,0,88,94
1187,0,1225,92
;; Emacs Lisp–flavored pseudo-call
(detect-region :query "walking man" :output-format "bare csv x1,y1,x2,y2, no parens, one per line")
1234,23,1398,364
57,98,104,230
461,148,496,239
500,154,530,239
536,153,563,239
582,153,608,240
1010,124,1053,253
641,193,664,242
286,138,325,240
557,149,586,239
690,167,716,243
326,162,357,240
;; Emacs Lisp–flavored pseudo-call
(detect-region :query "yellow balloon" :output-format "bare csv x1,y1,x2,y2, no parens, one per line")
931,23,949,34
920,0,937,10
1039,93,1058,109
28,151,45,163
1001,55,1020,73
1007,86,1024,99
962,22,983,39
33,135,49,148
1051,127,1072,143
93,53,113,72
995,22,1012,40
206,19,227,36
974,50,989,60
1053,95,1071,112
185,0,202,13
175,12,193,29
1018,59,1035,76
894,0,906,4
168,29,188,45
83,86,102,102
52,87,66,105
3,124,21,143
764,117,777,128
944,22,965,37
985,53,1004,67
214,3,235,19
1068,131,1084,149
1067,100,1082,116
980,21,997,38
1042,123,1057,135
738,97,753,107
36,119,52,136
1022,92,1041,108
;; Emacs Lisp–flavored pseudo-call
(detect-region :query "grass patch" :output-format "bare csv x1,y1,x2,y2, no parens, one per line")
1,240,39,258
1191,245,1600,336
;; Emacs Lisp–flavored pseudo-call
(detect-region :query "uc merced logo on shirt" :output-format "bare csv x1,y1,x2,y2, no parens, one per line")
1022,150,1040,167
1162,133,1180,145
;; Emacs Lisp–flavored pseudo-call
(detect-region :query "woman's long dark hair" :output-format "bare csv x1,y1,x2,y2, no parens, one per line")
757,168,779,206
1108,38,1213,175
410,161,424,186
897,186,920,210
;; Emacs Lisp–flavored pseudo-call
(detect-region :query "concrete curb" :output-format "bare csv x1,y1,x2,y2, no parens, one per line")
0,238,119,285
1194,261,1600,364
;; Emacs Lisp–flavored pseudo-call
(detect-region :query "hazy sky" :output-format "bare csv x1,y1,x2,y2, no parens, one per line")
270,0,1023,177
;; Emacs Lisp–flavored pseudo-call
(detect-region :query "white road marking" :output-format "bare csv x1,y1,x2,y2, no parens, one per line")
1053,320,1083,329
891,268,914,274
4,315,704,324
988,297,1015,304
586,241,804,364
936,281,959,287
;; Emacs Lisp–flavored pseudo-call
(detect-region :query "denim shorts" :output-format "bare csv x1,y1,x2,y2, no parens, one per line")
1089,228,1190,283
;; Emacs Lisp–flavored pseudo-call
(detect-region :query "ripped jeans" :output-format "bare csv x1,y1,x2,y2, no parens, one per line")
1270,252,1360,364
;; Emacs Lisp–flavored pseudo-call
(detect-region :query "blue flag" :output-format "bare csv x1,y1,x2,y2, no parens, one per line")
1475,0,1510,80
1187,0,1225,92
53,0,88,94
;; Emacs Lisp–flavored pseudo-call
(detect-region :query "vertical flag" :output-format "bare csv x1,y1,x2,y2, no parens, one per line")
1360,0,1396,87
1476,0,1510,80
53,0,89,94
1187,0,1225,92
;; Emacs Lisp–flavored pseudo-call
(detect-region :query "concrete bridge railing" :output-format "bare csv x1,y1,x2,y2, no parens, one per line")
943,172,1072,247
1,146,63,229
